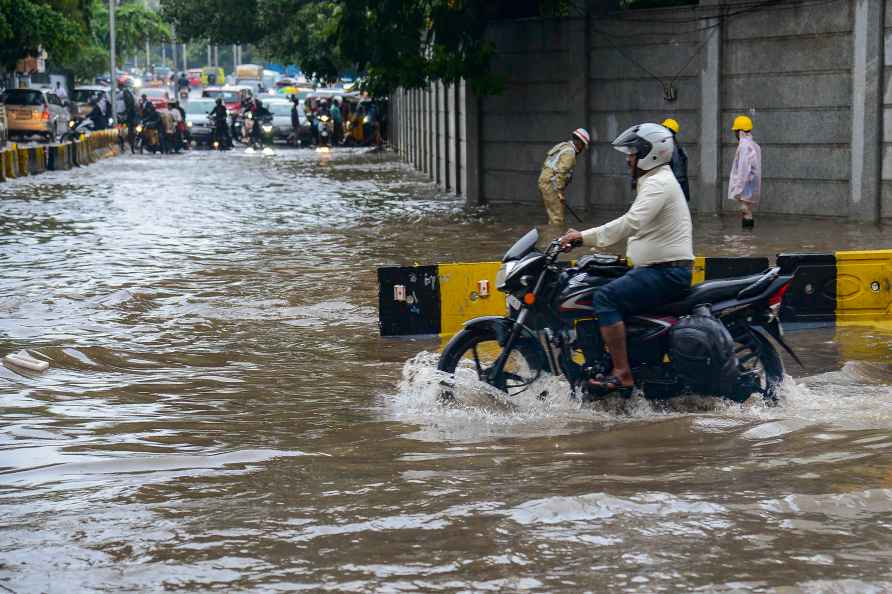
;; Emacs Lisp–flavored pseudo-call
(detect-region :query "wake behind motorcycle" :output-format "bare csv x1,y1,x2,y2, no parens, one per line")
437,229,801,405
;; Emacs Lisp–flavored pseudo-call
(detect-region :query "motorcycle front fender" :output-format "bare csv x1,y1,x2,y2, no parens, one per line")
460,316,521,345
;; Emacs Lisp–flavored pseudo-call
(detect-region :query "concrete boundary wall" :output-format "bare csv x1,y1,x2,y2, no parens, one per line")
389,0,892,222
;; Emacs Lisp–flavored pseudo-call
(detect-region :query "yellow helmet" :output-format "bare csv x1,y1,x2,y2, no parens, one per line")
661,118,679,134
732,115,753,132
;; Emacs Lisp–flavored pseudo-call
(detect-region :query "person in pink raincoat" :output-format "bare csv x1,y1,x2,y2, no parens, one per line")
728,115,762,228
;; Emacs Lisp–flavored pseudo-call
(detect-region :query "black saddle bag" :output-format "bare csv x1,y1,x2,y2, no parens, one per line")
669,305,739,395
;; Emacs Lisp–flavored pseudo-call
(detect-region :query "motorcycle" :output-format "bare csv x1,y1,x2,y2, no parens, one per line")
134,122,162,154
208,116,231,150
248,112,274,150
437,229,801,405
61,116,94,142
316,114,333,147
178,87,189,102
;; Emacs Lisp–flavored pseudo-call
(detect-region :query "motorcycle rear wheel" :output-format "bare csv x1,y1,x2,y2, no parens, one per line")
437,325,549,400
730,331,784,404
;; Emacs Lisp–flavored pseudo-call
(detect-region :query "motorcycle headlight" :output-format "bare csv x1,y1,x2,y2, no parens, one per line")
68,120,75,128
320,115,329,122
262,124,273,133
496,261,517,291
108,118,114,126
187,121,193,128
363,116,369,124
136,125,143,133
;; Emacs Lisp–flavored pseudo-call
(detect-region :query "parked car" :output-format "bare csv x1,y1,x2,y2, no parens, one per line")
71,85,110,118
0,88,69,142
183,98,216,145
142,88,171,110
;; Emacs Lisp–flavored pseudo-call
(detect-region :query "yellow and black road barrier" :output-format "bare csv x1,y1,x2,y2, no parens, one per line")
378,251,892,337
0,129,120,182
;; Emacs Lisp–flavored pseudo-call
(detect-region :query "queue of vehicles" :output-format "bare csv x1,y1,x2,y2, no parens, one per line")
1,63,382,152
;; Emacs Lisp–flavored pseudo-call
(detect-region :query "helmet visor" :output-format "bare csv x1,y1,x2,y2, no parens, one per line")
611,125,651,158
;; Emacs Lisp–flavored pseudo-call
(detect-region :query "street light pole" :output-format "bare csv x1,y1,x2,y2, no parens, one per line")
109,0,117,124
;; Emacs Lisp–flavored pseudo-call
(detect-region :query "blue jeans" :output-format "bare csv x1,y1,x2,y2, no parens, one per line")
594,265,692,326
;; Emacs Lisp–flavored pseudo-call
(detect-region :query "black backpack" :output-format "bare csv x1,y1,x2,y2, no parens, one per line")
669,305,739,395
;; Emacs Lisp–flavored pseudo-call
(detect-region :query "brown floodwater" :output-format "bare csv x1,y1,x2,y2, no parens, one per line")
2,147,892,593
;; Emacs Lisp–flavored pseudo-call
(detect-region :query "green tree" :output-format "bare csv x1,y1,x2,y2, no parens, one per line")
0,0,82,71
91,0,172,66
160,0,696,95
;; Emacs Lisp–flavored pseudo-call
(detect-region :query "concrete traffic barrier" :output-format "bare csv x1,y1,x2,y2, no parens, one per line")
15,146,28,177
378,256,771,337
835,249,892,324
0,132,119,180
30,146,46,174
777,253,836,324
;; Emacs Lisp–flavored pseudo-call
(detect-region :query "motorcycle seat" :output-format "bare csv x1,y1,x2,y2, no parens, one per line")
651,272,767,316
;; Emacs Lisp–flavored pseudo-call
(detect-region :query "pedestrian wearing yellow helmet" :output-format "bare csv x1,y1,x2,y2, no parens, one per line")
728,115,761,228
661,118,689,202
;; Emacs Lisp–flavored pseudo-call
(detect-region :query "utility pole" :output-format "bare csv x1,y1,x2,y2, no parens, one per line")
232,44,237,73
109,0,117,123
144,0,150,68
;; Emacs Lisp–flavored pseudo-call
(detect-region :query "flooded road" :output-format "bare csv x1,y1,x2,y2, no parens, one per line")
2,147,892,592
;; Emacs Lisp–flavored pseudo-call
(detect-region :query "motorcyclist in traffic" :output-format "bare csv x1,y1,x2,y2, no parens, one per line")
177,72,190,94
140,101,163,152
86,97,107,130
249,99,272,146
559,123,694,395
169,100,188,153
209,97,231,148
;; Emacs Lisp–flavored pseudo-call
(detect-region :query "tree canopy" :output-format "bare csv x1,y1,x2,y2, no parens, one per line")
161,0,696,95
161,0,574,95
0,0,83,71
0,0,171,79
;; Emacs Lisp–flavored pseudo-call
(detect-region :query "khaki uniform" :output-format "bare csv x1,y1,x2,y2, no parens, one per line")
538,141,577,225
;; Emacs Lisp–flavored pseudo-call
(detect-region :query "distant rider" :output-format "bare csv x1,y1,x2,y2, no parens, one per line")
559,123,694,395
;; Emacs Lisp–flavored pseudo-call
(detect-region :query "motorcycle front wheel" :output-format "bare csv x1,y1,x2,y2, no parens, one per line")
437,323,549,399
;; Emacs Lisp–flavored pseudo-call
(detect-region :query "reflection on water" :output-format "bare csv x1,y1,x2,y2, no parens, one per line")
1,148,892,592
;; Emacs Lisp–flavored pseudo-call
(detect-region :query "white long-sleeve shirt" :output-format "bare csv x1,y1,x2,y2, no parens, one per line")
581,164,693,266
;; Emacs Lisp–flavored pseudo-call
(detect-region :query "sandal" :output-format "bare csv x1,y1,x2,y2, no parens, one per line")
587,374,634,397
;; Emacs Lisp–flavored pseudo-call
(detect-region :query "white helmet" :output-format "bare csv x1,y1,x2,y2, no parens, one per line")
571,127,590,147
611,123,674,171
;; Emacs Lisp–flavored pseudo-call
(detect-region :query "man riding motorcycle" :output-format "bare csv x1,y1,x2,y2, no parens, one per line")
209,97,231,148
559,122,693,395
86,97,108,130
248,99,272,147
139,101,163,153
177,73,190,96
